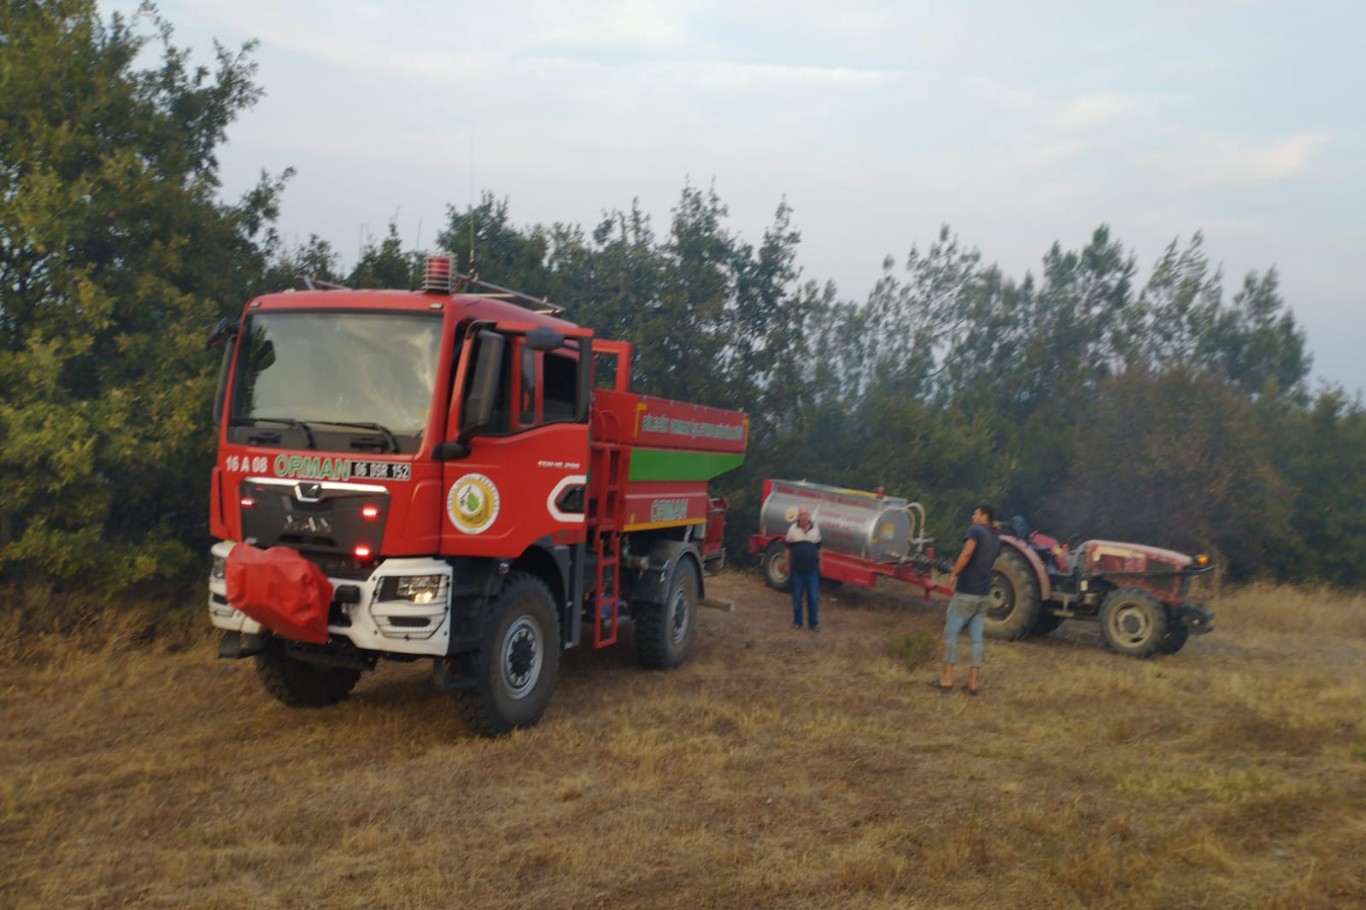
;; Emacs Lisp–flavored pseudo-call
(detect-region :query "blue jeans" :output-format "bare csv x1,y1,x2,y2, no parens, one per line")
791,570,820,627
943,592,989,666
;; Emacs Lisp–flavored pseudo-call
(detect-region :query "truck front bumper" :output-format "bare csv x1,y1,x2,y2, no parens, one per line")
207,540,454,657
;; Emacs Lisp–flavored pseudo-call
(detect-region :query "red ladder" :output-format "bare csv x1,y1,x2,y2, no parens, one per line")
587,409,629,647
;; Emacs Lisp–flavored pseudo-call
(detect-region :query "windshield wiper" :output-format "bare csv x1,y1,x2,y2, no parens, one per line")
309,420,401,454
231,417,316,449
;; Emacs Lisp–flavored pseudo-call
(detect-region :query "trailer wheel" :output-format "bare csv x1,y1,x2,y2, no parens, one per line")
635,559,699,669
985,549,1041,640
762,540,791,592
254,637,361,708
1156,617,1190,654
455,573,561,736
1099,587,1168,658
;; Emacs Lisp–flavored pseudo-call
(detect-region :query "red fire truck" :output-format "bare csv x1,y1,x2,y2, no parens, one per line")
205,255,747,735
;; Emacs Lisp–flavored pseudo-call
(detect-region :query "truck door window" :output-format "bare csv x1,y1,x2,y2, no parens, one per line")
543,348,579,422
459,332,582,438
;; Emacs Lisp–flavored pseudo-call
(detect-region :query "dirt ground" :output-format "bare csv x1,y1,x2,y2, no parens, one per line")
2,570,1362,908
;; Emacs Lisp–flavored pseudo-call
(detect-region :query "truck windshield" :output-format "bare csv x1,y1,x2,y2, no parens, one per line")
231,311,442,450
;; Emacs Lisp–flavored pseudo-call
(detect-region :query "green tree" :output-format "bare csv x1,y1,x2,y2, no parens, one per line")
1264,389,1366,587
435,192,551,297
348,220,417,289
0,0,281,588
1059,367,1288,576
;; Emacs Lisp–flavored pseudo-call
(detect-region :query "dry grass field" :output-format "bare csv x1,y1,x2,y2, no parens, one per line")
2,573,1363,909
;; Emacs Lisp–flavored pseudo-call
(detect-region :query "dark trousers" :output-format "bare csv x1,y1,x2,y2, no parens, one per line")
791,569,819,627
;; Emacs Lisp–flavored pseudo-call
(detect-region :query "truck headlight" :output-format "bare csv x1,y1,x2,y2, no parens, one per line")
381,574,445,604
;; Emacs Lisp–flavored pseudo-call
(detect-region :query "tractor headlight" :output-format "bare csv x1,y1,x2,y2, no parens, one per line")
211,555,227,581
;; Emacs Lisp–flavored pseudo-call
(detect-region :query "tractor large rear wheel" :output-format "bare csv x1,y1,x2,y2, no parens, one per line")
1099,587,1168,658
985,549,1042,640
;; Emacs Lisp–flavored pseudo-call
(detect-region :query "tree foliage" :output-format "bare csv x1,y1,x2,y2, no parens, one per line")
1,3,1360,594
0,0,282,588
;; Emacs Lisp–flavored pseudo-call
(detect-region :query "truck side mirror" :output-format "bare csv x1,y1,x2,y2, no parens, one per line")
458,330,505,443
212,343,234,425
205,317,238,350
525,326,564,351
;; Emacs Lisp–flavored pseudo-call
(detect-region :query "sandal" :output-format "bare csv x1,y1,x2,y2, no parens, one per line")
929,679,954,692
963,685,979,696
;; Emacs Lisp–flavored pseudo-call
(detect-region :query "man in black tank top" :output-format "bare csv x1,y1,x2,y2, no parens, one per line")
932,504,1001,695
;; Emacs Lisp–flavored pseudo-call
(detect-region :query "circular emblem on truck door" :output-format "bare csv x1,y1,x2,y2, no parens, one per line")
448,474,500,534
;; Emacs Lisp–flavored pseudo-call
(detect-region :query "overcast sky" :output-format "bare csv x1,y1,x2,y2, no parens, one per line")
110,0,1364,393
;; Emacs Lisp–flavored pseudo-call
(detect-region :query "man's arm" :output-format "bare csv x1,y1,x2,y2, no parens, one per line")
948,538,977,587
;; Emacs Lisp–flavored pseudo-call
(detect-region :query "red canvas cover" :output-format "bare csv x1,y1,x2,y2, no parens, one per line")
224,544,332,644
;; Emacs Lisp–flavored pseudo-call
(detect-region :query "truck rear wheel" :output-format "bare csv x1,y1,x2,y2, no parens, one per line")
455,573,561,736
635,559,699,669
1100,587,1168,658
254,637,361,708
985,549,1042,640
762,540,791,592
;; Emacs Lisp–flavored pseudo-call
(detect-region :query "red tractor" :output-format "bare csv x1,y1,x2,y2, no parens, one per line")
987,517,1213,657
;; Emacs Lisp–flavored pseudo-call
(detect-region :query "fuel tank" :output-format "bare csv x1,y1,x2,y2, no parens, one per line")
759,479,918,562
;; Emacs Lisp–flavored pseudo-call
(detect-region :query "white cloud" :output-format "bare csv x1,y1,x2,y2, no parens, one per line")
1151,132,1331,185
1050,92,1140,129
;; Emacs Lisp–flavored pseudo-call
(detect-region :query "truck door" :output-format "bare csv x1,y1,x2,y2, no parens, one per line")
440,324,592,558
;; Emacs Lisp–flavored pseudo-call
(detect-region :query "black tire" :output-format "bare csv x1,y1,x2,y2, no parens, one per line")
1099,587,1169,658
635,559,699,669
254,637,361,708
984,549,1042,640
1029,610,1065,636
761,540,791,592
1156,618,1190,654
455,573,561,736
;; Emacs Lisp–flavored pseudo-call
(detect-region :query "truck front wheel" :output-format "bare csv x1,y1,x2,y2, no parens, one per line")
985,549,1042,640
1100,587,1168,658
635,559,699,669
254,637,361,708
455,573,561,736
762,540,791,592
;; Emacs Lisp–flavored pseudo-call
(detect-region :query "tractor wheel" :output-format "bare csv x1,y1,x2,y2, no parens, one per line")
455,573,561,736
1099,587,1169,658
635,559,699,670
1156,618,1191,655
762,540,791,592
254,637,361,708
985,549,1042,640
1029,610,1065,636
